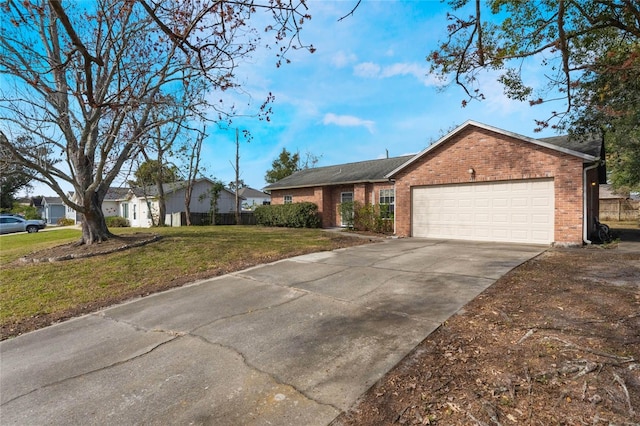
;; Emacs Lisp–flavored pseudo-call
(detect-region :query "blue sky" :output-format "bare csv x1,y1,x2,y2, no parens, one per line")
202,0,562,191
23,0,564,196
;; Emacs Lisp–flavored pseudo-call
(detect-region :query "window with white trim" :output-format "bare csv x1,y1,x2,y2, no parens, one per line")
284,195,292,204
379,189,395,219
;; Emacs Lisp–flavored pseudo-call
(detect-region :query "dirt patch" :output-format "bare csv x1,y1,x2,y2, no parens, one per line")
16,232,160,264
334,230,640,425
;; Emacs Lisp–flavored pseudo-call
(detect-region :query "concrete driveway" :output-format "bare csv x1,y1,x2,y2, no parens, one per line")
1,238,544,425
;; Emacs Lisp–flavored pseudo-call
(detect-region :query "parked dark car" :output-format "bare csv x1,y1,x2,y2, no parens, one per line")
0,214,47,234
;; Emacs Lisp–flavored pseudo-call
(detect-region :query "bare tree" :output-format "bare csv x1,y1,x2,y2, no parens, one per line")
136,96,197,226
182,127,206,226
0,0,314,244
1,1,201,243
229,128,251,224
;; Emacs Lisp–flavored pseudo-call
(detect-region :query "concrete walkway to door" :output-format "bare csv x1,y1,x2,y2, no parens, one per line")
0,239,545,425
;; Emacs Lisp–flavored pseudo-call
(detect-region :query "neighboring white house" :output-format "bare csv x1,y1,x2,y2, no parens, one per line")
238,187,271,211
65,187,130,223
127,179,241,227
65,179,242,228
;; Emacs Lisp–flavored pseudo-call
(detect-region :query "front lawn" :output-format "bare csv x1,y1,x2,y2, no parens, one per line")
0,226,368,339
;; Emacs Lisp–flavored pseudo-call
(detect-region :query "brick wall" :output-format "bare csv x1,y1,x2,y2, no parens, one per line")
270,182,396,228
393,127,587,244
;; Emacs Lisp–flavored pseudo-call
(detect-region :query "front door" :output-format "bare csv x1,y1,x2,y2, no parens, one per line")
340,192,353,226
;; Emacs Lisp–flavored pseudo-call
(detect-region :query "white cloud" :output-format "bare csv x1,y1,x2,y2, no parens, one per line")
331,51,357,68
353,62,381,78
323,113,375,133
381,62,424,79
353,61,443,87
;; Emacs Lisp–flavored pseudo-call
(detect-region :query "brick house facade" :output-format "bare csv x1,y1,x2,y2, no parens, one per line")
387,123,603,245
265,121,604,245
266,156,411,228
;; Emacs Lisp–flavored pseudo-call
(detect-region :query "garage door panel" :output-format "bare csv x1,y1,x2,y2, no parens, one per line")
493,214,508,223
475,199,490,208
512,230,528,239
493,198,509,208
532,197,551,207
459,213,473,222
512,197,528,207
532,214,551,224
532,230,551,240
412,179,554,244
511,214,528,224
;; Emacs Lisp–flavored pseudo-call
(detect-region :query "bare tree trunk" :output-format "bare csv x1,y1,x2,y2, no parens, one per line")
157,186,166,226
184,184,193,226
234,128,241,225
80,191,113,244
154,154,166,226
184,128,204,226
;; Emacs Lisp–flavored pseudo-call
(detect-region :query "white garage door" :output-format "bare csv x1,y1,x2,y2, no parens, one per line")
412,179,554,244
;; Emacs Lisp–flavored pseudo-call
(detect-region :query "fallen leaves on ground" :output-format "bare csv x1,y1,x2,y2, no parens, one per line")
334,245,640,425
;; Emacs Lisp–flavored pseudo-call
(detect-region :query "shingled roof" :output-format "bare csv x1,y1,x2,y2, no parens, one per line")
238,187,269,198
264,155,414,191
537,134,603,158
265,122,605,191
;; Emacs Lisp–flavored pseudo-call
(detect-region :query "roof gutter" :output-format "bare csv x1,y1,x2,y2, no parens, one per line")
583,162,600,244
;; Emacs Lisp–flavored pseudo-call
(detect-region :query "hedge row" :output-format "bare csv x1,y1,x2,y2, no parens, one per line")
254,202,321,228
105,216,130,227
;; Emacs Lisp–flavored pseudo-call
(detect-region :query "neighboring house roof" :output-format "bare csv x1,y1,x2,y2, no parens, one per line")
42,196,63,205
104,187,131,201
132,179,243,200
238,187,270,198
264,155,414,190
31,196,44,208
387,120,602,178
69,187,132,201
68,180,243,202
600,184,629,199
14,197,32,205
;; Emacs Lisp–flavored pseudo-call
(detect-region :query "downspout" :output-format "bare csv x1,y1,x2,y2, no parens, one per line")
388,178,396,235
583,162,599,244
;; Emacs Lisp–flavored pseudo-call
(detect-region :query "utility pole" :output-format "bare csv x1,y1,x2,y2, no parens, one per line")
234,128,241,225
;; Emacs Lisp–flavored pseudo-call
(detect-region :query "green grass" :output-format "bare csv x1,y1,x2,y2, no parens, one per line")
0,228,82,263
0,226,365,337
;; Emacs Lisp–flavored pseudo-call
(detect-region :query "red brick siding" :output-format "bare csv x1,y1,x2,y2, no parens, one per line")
394,127,586,244
270,187,318,205
270,182,396,228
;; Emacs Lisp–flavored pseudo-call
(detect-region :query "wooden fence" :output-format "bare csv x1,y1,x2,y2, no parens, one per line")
599,199,640,221
166,212,256,226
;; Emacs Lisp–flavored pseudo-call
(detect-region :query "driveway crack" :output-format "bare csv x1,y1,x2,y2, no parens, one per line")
1,333,179,406
191,334,342,413
190,291,309,332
